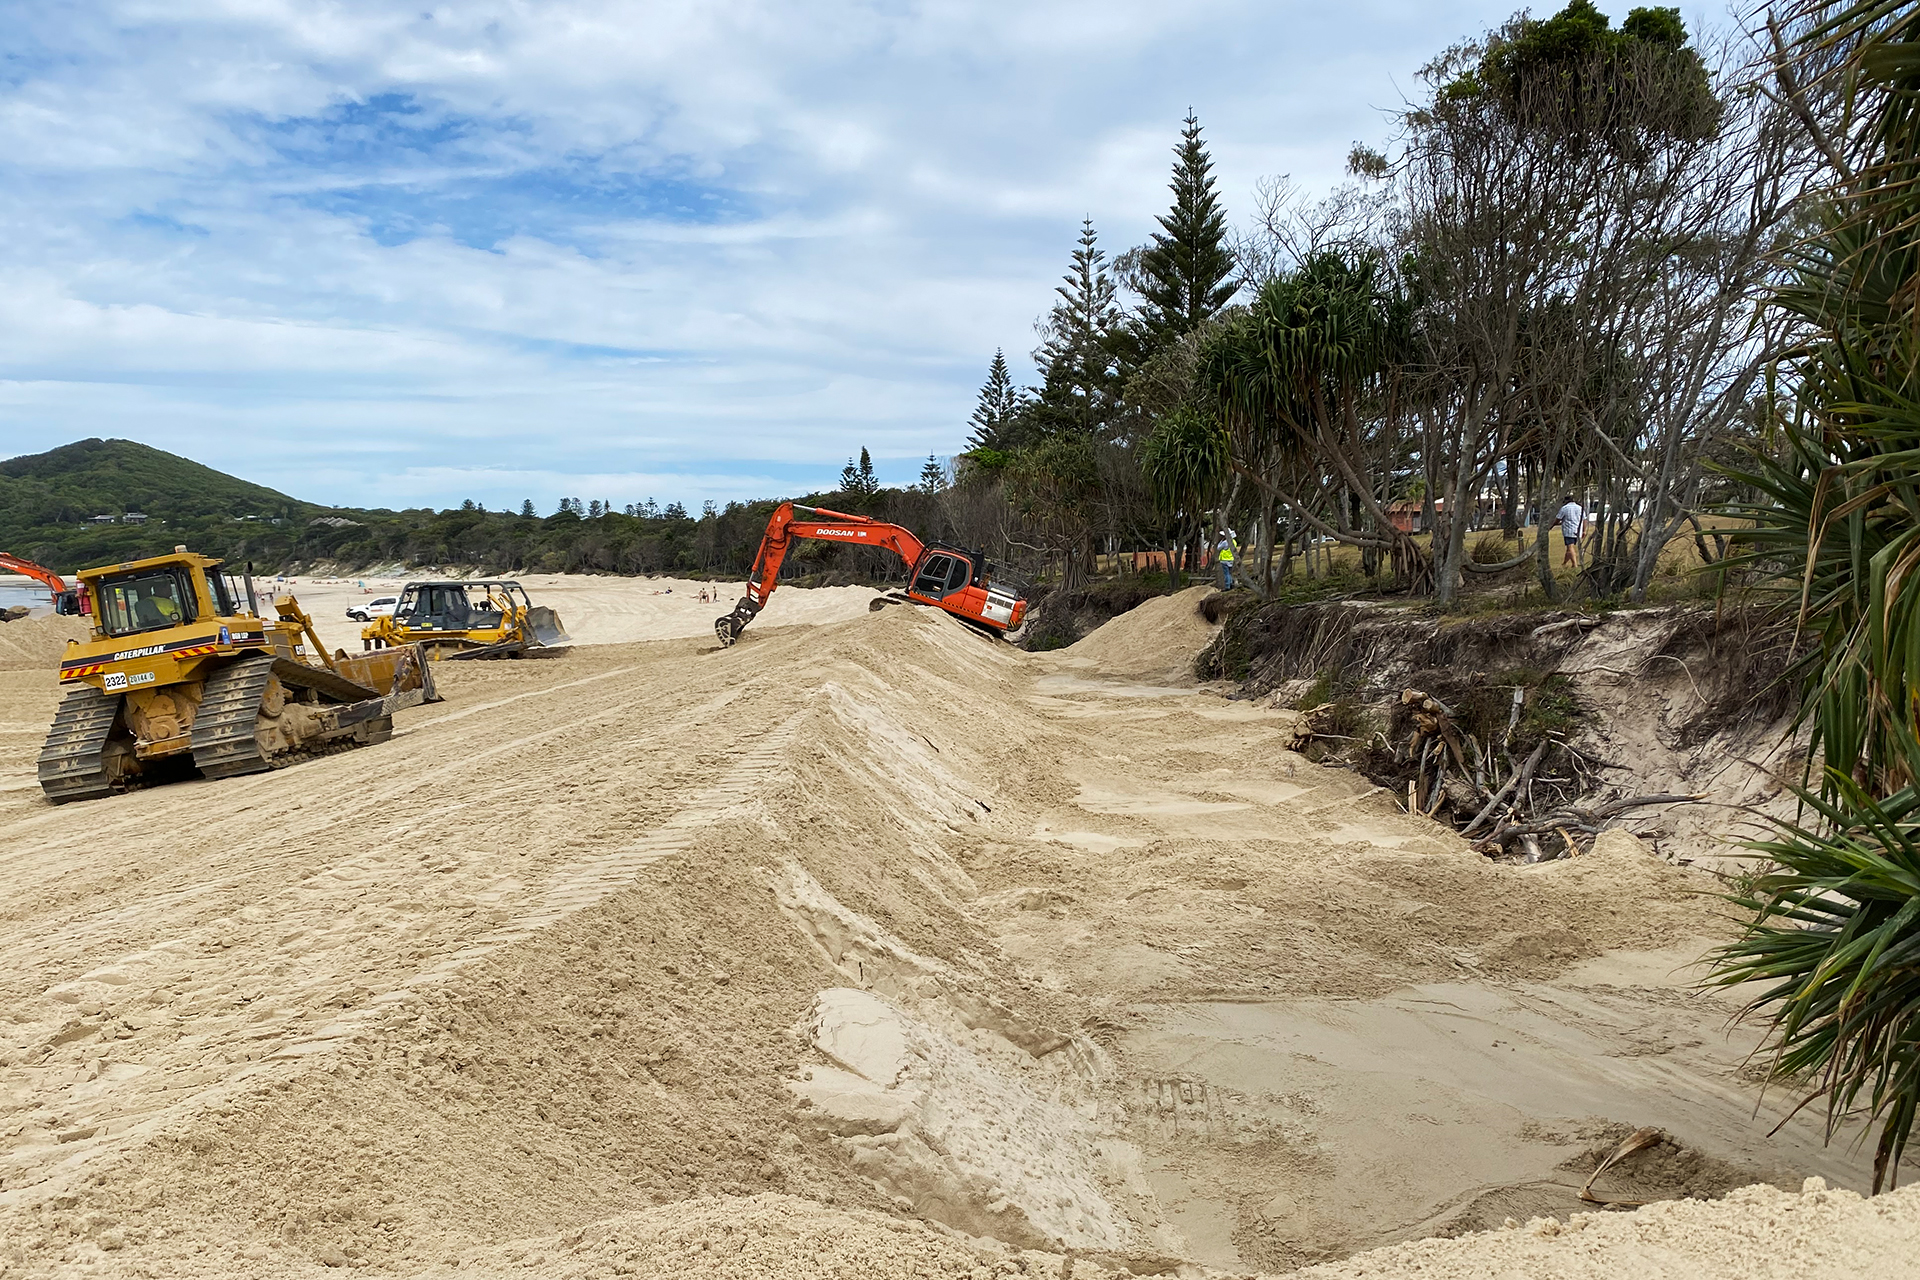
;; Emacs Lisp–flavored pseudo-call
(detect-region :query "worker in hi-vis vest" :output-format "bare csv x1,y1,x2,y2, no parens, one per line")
1215,530,1238,590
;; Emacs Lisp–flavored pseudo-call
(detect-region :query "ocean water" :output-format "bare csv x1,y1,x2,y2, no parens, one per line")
0,578,54,614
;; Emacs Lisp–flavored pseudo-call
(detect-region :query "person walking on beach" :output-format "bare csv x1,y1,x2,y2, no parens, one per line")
1555,494,1585,568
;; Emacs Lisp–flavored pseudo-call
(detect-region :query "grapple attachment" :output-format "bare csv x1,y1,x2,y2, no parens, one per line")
714,598,760,647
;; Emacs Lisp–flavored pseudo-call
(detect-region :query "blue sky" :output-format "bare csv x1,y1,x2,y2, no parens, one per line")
0,0,1725,513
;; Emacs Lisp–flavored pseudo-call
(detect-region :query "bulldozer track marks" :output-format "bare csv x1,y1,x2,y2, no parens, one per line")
0,689,804,1204
35,685,125,804
275,709,805,1059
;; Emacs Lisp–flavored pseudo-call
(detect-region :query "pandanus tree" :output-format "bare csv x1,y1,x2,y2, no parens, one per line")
1199,251,1428,591
1707,0,1920,1193
1140,404,1229,589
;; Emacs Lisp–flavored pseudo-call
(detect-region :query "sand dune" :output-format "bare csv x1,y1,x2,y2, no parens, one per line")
0,585,1912,1278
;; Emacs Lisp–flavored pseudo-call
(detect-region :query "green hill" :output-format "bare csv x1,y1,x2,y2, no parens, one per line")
0,437,309,522
0,436,949,584
0,438,318,571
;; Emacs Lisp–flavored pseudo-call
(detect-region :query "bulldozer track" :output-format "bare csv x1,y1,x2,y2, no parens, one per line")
34,685,125,804
190,655,391,780
189,655,278,779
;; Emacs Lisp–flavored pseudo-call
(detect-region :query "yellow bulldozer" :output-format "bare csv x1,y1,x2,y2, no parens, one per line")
360,578,570,659
37,547,441,803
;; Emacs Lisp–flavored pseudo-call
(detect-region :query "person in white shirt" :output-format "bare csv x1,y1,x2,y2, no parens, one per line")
1555,494,1585,568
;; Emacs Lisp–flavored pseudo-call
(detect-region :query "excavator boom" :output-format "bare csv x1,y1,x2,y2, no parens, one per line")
715,502,1026,645
1,553,69,595
1,553,86,616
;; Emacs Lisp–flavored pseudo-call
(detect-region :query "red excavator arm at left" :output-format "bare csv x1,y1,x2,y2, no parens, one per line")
0,553,69,594
1,553,87,616
714,503,925,644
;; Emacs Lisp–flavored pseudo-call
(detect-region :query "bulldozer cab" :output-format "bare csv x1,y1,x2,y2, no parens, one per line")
81,552,260,641
393,581,531,633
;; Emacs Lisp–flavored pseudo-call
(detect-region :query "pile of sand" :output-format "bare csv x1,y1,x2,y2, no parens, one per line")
1296,1178,1920,1279
455,1195,996,1279
1055,585,1219,682
0,614,89,672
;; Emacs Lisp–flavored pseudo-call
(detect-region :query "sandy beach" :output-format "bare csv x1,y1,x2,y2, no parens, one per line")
0,584,1913,1278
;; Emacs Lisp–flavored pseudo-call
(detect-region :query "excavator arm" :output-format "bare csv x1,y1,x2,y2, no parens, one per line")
0,552,85,615
0,553,69,595
715,503,926,645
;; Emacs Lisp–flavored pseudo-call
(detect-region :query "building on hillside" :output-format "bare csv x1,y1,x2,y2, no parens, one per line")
122,512,148,524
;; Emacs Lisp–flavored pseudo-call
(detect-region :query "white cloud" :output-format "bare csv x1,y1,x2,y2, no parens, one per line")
0,0,1728,509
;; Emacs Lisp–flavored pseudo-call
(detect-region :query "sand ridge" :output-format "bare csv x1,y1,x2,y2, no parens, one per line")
1051,584,1221,683
0,584,1912,1277
0,616,90,673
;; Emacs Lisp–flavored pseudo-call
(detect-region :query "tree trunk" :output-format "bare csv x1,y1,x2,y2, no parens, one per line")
1533,468,1559,603
1433,466,1476,607
1256,491,1277,597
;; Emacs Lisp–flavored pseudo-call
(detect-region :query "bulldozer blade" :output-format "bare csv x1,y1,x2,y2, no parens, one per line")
526,605,571,649
331,642,441,701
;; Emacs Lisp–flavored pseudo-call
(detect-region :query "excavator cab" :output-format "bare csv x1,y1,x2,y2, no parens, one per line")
909,548,975,600
905,544,1023,631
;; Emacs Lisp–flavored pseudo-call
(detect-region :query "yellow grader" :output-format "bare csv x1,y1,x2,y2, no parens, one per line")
37,547,441,803
360,579,570,659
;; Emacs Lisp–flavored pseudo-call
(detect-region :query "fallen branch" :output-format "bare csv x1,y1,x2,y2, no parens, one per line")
1462,741,1548,835
1480,794,1705,843
1530,616,1605,641
1580,1126,1662,1206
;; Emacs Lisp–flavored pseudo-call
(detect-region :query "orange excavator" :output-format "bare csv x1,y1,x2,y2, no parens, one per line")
0,553,84,614
714,503,1027,646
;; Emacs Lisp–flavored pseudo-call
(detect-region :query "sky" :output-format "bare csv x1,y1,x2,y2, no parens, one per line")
0,0,1726,514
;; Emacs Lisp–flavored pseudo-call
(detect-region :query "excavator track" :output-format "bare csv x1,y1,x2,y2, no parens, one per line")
36,685,128,804
190,655,279,779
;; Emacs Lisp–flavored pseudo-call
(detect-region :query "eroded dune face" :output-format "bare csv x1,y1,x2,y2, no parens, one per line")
0,591,1913,1279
